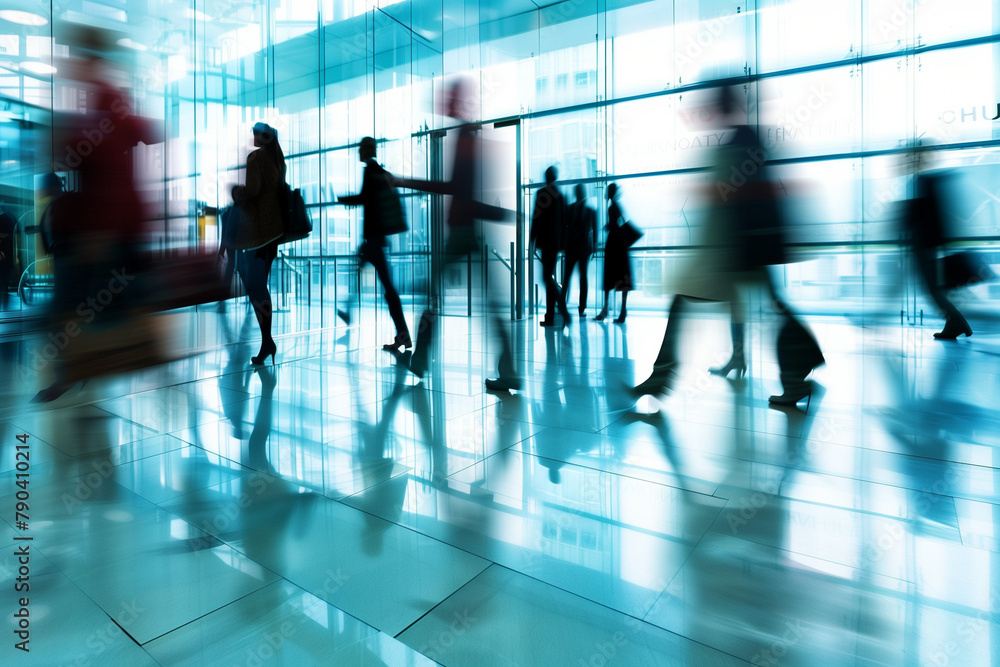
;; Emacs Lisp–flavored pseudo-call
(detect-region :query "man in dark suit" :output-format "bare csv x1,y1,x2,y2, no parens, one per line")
561,183,597,317
338,136,411,351
529,166,569,326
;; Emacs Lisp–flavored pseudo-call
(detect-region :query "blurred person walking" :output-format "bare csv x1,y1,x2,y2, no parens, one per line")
33,25,161,402
232,122,286,366
630,85,823,407
530,165,569,327
902,147,975,340
394,78,519,391
562,183,598,317
594,183,634,323
337,136,412,351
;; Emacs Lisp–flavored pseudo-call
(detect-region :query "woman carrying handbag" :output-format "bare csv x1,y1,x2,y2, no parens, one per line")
232,122,286,366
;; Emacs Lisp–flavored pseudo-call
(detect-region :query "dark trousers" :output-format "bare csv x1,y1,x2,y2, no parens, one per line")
914,248,967,326
539,250,565,322
238,241,278,344
561,250,590,310
359,240,409,338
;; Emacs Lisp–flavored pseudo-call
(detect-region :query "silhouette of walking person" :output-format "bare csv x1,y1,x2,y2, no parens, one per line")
337,136,412,351
902,146,974,340
530,165,569,327
562,183,598,317
630,85,823,408
594,183,632,323
231,122,286,367
394,78,519,391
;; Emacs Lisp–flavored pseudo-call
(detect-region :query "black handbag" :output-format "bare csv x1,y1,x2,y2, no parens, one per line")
280,184,312,244
619,220,643,248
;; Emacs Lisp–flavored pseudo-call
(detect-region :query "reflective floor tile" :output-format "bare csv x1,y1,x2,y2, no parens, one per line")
347,448,725,619
112,445,255,504
93,387,230,434
162,475,490,635
514,426,721,496
643,532,997,666
0,478,278,644
398,565,749,666
144,580,435,666
10,406,159,457
0,545,159,666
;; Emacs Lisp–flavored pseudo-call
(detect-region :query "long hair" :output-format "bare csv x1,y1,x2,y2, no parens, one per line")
253,123,286,179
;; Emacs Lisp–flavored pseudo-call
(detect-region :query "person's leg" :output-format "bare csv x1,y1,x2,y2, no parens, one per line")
633,295,689,395
578,254,590,315
595,289,610,320
914,249,971,338
244,244,277,363
561,252,578,313
367,243,411,346
615,290,628,323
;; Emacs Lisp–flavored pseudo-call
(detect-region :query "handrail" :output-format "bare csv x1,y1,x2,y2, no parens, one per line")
276,253,304,276
491,248,512,273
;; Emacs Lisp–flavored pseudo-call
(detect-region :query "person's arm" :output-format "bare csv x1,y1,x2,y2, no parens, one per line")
338,164,369,206
393,175,456,197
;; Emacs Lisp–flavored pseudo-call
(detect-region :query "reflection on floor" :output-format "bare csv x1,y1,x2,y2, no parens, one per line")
1,300,999,665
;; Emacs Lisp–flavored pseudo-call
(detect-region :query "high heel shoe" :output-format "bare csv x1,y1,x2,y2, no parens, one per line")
250,340,276,366
594,309,608,322
709,356,747,379
768,380,813,410
613,313,627,324
382,333,413,352
933,319,972,340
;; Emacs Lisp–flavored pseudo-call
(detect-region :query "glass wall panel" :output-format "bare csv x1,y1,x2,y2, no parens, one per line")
609,0,674,98
757,0,857,73
759,67,859,160
0,0,998,324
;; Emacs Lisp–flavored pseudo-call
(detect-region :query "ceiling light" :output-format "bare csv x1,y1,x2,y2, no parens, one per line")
0,10,48,26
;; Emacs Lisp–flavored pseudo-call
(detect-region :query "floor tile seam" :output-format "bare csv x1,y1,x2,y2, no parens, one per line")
136,578,291,648
709,480,973,530
434,443,524,485
339,473,714,620
390,561,497,641
507,442,725,500
533,496,719,546
699,526,923,589
480,562,754,665
2,530,184,654
326,491,496,572
690,446,997,500
17,435,192,480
